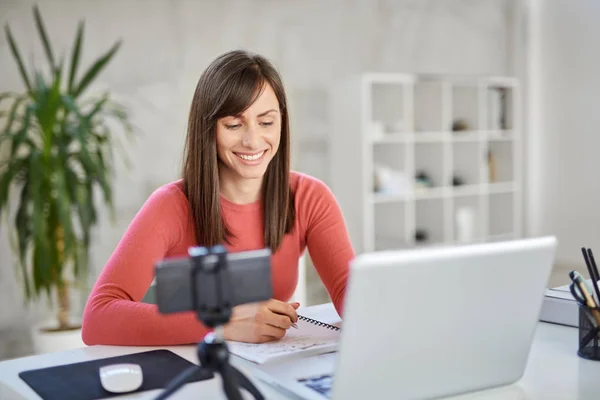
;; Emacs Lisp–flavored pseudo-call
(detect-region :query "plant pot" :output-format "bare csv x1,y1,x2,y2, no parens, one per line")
31,320,85,355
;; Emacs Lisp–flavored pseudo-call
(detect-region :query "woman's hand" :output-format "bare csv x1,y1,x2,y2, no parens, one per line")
222,299,300,343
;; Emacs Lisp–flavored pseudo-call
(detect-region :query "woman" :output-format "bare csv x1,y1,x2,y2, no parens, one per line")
81,50,355,346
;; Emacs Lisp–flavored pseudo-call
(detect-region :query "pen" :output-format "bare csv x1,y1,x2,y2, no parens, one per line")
585,248,600,305
569,270,600,326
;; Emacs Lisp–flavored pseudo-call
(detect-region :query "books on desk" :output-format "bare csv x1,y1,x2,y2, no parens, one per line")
227,315,341,364
540,283,581,327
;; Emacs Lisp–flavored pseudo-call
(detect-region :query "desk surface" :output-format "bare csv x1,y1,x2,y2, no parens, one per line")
0,303,599,400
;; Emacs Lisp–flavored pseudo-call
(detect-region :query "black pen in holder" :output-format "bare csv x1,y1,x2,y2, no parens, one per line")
577,304,600,361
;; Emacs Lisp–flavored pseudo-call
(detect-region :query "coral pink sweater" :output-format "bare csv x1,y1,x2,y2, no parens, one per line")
82,172,354,346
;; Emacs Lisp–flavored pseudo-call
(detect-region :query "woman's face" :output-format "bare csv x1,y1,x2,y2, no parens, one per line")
216,83,281,181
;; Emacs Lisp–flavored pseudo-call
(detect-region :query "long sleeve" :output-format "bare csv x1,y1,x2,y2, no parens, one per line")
81,184,210,346
299,176,355,317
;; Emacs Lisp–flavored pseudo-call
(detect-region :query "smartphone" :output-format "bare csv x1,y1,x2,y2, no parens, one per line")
154,247,273,315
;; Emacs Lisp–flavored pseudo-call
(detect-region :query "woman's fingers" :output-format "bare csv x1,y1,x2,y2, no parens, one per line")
259,323,286,340
223,298,304,343
257,306,293,329
266,299,298,323
269,313,293,329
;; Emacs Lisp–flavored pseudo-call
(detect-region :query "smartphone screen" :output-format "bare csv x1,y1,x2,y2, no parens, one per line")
154,248,273,314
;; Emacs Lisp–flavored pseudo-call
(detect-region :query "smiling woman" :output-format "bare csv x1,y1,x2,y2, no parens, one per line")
81,50,356,346
217,90,282,200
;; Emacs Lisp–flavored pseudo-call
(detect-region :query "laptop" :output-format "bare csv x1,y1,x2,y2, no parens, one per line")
251,236,557,400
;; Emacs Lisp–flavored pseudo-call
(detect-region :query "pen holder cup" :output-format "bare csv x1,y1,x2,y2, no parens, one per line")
577,304,600,361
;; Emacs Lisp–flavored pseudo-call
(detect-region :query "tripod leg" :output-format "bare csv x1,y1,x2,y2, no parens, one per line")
199,332,265,400
229,365,265,400
218,363,245,400
153,365,201,400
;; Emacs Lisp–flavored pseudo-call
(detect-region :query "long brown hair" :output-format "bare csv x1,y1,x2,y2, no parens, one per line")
182,50,295,252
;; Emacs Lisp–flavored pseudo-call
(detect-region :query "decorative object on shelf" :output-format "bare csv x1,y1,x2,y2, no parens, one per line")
373,164,410,195
488,150,497,182
452,175,465,186
499,87,508,130
455,207,475,243
415,170,433,190
415,229,429,243
488,87,502,130
370,121,385,140
386,119,405,133
488,87,509,131
452,119,469,131
0,6,133,352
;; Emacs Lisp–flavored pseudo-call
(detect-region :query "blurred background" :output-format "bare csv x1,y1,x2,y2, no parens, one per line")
0,0,598,361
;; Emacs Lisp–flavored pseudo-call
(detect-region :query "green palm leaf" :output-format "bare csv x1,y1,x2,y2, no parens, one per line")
73,40,122,98
10,104,34,155
33,5,56,70
4,25,32,93
68,22,84,94
0,92,19,111
0,157,27,212
14,182,33,298
52,164,75,266
28,151,50,296
1,95,26,140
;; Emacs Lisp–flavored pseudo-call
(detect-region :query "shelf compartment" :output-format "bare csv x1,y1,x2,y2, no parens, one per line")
486,141,513,183
372,143,410,197
486,85,514,131
453,195,483,243
451,84,480,132
414,82,444,132
369,82,409,140
414,198,445,245
374,202,406,251
488,193,514,236
451,142,483,187
414,142,445,189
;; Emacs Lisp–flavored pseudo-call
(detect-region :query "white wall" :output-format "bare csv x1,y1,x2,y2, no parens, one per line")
0,0,516,359
527,0,600,267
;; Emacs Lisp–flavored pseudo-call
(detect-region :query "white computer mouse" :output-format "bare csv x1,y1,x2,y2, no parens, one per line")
99,363,143,393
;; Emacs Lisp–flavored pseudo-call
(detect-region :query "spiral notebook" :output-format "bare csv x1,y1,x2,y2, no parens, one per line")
227,315,341,364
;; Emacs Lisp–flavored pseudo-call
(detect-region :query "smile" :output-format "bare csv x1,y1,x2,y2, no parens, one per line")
235,151,266,161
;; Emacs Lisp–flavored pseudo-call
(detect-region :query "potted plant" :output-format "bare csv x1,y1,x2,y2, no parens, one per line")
0,5,132,352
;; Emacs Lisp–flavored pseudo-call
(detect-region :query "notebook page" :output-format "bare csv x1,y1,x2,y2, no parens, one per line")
227,317,340,364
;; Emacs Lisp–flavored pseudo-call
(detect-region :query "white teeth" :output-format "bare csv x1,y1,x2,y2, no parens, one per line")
236,151,264,161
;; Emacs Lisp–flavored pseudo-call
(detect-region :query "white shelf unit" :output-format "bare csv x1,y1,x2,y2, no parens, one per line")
331,73,521,254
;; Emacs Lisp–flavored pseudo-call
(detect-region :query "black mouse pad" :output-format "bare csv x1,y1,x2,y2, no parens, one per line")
19,349,213,400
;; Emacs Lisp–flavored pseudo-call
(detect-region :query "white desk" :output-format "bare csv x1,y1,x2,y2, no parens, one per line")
0,303,599,400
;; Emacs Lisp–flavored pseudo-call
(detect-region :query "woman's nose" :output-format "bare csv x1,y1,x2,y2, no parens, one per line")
241,125,260,149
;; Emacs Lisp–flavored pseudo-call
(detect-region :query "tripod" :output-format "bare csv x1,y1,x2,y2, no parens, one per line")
154,246,265,400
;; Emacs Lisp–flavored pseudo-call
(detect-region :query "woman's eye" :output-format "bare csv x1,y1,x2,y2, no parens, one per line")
260,121,274,126
225,124,241,130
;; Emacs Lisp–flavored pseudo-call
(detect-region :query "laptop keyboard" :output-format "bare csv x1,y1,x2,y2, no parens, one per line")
297,374,334,398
